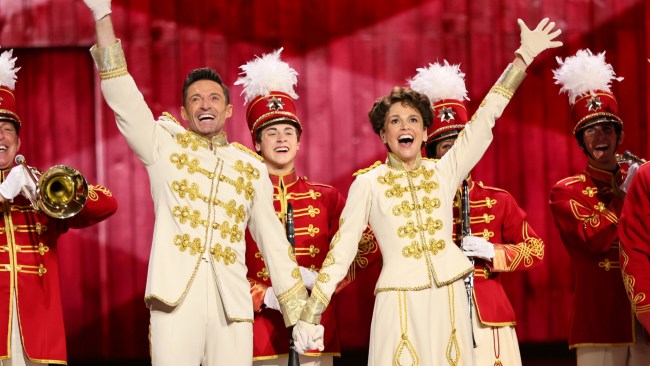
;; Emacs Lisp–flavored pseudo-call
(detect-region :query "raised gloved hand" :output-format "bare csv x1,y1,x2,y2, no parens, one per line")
620,163,640,194
299,266,318,290
461,236,495,261
0,165,36,201
83,0,112,21
292,320,325,354
263,287,281,312
515,18,563,66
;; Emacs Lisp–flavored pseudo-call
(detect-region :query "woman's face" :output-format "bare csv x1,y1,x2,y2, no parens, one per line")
379,102,426,169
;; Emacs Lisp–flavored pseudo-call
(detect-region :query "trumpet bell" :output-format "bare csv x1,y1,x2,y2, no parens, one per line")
38,165,88,219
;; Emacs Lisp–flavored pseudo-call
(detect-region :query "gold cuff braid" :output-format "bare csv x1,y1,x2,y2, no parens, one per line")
277,281,309,327
493,63,527,97
90,40,128,80
299,286,328,324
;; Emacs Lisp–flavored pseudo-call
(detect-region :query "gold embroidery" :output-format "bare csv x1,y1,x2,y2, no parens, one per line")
257,267,270,281
170,153,213,178
212,221,243,243
234,160,261,181
173,206,205,228
295,224,319,237
173,180,246,223
293,205,320,218
210,244,237,265
176,131,209,151
582,187,598,197
87,185,112,201
219,175,255,200
288,190,321,200
398,218,443,239
402,238,446,259
598,258,620,271
446,285,460,366
348,232,378,281
393,197,441,218
295,245,320,258
15,243,49,256
16,264,47,276
232,142,264,162
504,222,544,270
174,234,204,255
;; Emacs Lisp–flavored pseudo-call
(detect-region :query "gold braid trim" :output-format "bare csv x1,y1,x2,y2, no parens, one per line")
299,284,329,324
162,112,182,126
495,63,526,93
90,40,128,80
276,280,308,326
353,161,382,176
232,142,264,162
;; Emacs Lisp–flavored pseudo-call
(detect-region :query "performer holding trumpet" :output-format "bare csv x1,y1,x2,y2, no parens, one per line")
410,60,545,366
0,47,117,365
549,49,650,365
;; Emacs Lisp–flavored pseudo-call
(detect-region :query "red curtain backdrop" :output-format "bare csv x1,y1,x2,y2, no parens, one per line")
1,0,649,360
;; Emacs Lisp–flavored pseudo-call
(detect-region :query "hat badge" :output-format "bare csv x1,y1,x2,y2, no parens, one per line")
267,96,285,111
586,96,602,111
438,106,456,122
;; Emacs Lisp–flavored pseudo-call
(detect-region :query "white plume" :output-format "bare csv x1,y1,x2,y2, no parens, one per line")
408,60,469,103
553,49,623,104
0,48,20,90
235,48,299,105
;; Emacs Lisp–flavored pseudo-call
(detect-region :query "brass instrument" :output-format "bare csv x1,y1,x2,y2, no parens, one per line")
616,150,647,165
14,155,88,218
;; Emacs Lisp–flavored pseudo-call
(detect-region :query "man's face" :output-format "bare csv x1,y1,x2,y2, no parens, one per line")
433,137,456,159
0,121,20,169
255,123,300,174
581,123,623,169
181,79,232,139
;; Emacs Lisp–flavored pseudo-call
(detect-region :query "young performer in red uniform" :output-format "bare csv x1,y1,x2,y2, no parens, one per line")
237,49,379,366
550,49,650,365
410,61,544,366
0,47,117,365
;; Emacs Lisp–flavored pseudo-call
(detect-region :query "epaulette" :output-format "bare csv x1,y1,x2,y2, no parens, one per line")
477,181,509,193
232,142,264,162
422,157,439,162
556,174,586,187
353,161,382,176
161,112,182,126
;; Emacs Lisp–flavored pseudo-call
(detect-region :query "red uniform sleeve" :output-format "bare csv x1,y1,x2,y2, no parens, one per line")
550,179,622,254
66,184,118,228
490,192,544,272
619,164,650,332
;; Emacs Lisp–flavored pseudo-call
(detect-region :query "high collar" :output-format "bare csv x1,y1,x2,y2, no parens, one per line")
270,170,299,188
586,163,625,186
186,130,229,148
386,152,422,171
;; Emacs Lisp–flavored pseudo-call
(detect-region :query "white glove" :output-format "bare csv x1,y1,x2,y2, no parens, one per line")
299,266,318,290
620,163,640,193
292,320,325,354
0,165,36,201
263,287,281,312
515,18,563,66
83,0,112,21
461,236,495,261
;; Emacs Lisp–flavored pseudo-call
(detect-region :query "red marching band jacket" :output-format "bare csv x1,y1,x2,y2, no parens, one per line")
0,167,117,364
550,163,637,348
452,177,544,326
245,171,379,360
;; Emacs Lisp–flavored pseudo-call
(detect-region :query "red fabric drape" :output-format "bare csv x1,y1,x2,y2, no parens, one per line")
1,0,649,360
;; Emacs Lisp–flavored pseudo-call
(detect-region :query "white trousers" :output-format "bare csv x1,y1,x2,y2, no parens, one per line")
149,260,253,366
577,320,650,366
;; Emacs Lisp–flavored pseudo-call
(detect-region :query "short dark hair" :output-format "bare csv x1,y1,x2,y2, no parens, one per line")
368,87,433,135
254,121,302,150
575,121,623,155
182,67,230,106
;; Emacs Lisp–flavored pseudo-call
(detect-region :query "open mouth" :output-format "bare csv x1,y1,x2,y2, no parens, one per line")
198,113,215,122
0,146,7,152
398,134,414,146
594,144,609,152
274,146,289,153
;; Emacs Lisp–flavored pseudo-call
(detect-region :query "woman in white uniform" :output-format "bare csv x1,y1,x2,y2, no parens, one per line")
293,18,562,366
